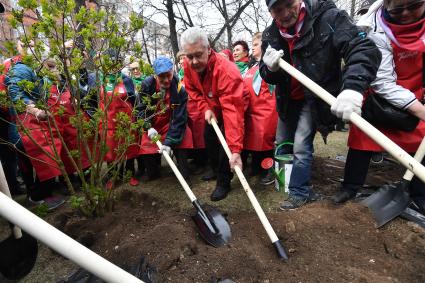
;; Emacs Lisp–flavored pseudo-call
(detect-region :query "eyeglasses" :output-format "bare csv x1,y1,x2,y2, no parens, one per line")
186,52,206,61
387,0,425,16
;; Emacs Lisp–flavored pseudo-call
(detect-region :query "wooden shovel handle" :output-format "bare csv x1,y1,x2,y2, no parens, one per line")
210,118,288,260
155,140,197,203
278,58,425,184
404,137,425,181
0,162,22,238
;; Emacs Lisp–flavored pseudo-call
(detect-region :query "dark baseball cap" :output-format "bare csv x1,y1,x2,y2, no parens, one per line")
356,0,376,15
265,0,279,10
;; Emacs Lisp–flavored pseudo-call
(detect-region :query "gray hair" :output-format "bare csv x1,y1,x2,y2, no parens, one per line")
180,27,209,50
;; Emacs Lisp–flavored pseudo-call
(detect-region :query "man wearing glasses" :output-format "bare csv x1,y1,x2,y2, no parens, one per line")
180,27,245,202
333,0,425,212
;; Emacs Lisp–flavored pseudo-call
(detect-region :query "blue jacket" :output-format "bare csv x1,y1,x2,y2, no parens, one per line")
137,75,188,147
6,62,41,104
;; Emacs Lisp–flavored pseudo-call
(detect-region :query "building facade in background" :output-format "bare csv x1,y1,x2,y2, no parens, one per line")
0,0,38,59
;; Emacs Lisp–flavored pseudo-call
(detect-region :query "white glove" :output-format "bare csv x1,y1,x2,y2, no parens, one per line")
64,39,74,49
147,128,158,140
331,89,363,121
26,104,49,120
158,145,172,155
263,46,284,72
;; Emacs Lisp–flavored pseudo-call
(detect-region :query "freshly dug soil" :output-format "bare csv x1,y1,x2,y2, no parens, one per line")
43,157,425,283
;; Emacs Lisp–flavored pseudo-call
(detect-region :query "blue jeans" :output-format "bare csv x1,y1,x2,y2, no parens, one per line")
276,100,316,199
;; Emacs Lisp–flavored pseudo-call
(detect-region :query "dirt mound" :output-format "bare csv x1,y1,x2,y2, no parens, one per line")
10,156,423,282
52,186,425,283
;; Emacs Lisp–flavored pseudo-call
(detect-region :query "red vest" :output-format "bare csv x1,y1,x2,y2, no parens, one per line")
100,81,139,162
348,44,425,152
243,66,278,151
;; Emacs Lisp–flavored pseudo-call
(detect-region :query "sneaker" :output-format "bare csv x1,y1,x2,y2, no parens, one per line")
371,152,384,164
279,195,308,210
259,170,275,186
29,195,65,211
279,191,321,210
129,177,139,186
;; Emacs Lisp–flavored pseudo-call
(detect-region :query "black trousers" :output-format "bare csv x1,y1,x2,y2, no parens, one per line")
0,110,19,193
242,150,273,176
204,124,233,188
141,149,189,180
125,158,136,175
342,148,425,199
189,148,208,167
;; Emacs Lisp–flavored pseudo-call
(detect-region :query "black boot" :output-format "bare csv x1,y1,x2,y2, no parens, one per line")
210,186,230,201
331,190,357,204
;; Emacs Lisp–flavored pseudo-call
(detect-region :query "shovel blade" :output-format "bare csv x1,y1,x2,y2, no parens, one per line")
400,207,425,228
361,180,411,228
361,184,399,211
0,231,38,280
372,189,410,228
192,204,231,247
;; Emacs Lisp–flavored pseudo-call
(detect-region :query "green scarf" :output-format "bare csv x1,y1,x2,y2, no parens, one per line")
235,61,249,76
178,68,184,81
132,76,145,86
105,74,118,92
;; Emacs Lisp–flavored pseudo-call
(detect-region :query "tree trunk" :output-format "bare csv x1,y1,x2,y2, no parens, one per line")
165,0,179,61
221,0,232,48
350,0,356,17
211,0,253,47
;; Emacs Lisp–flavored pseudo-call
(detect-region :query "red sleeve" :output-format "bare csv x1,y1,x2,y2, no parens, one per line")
216,64,245,154
183,64,209,114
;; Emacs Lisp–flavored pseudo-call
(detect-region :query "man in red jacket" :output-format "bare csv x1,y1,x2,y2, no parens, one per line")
181,27,245,201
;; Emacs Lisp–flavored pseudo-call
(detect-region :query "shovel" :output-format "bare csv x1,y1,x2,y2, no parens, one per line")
150,133,231,247
362,136,425,227
210,118,288,260
0,162,38,280
0,188,144,283
277,58,425,183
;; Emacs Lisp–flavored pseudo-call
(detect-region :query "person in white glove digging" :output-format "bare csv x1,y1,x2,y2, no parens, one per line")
260,0,381,210
137,56,193,182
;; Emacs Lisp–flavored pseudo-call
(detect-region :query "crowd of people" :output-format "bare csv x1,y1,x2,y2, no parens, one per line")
1,0,425,216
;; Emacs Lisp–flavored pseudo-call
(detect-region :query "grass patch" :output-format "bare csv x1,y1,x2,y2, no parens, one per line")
130,131,349,213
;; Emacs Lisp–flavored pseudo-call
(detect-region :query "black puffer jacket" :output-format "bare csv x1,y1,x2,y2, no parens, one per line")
260,0,381,138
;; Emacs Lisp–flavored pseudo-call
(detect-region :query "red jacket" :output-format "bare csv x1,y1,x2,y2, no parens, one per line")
183,51,245,153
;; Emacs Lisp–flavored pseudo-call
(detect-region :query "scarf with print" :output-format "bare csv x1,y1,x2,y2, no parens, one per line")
251,62,276,96
276,1,307,40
